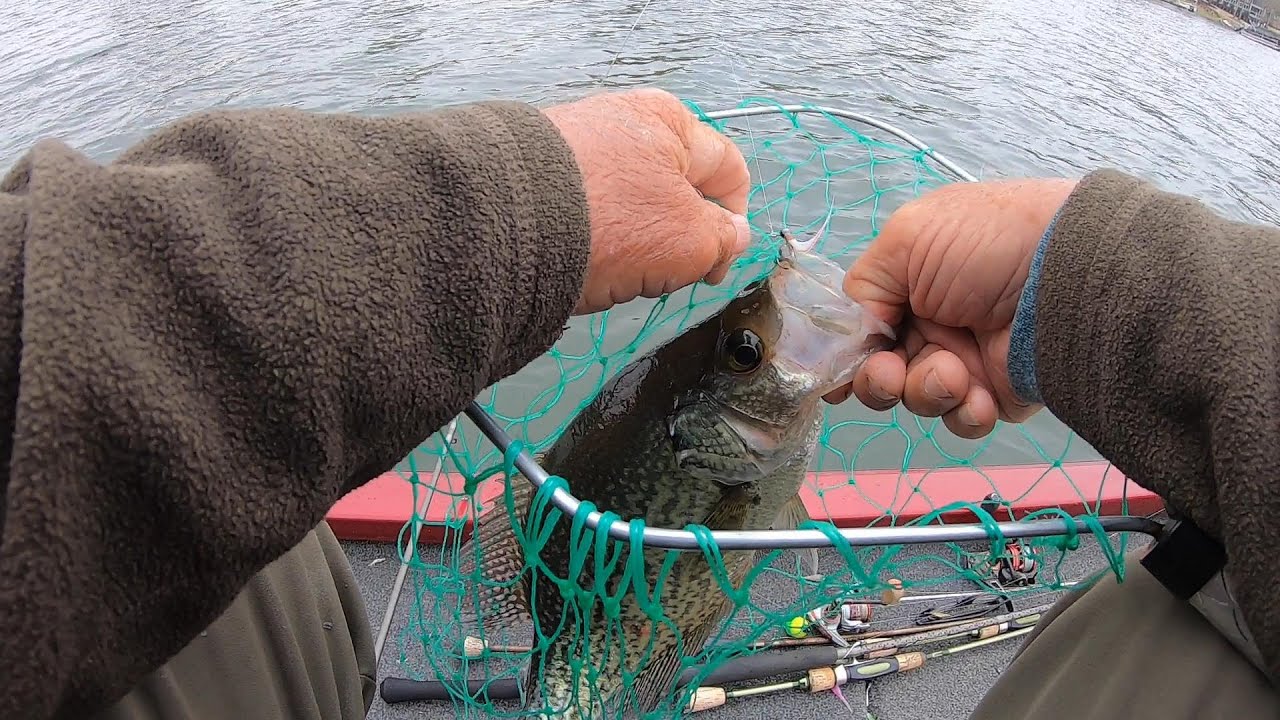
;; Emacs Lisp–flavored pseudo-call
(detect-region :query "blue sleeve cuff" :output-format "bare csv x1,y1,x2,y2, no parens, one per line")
1007,211,1059,405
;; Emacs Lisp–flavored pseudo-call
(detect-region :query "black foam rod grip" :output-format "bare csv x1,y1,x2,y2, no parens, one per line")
380,676,521,704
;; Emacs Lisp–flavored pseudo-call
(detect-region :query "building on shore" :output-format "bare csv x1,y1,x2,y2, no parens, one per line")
1200,0,1278,26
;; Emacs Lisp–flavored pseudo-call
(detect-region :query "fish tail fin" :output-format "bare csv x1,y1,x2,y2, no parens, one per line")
457,467,538,628
755,494,822,581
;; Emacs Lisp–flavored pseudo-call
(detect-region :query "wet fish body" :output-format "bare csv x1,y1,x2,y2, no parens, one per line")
460,240,892,720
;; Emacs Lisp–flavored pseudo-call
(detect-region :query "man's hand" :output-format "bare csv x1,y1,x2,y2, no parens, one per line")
826,178,1079,439
543,89,752,315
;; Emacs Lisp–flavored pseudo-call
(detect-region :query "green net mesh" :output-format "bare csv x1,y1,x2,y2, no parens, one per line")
386,97,1153,719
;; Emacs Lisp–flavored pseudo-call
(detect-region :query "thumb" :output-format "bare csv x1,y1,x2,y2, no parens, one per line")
842,231,912,328
673,104,751,217
693,200,751,287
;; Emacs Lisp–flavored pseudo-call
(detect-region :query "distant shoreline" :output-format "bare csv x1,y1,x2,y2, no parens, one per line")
1155,0,1275,33
1192,2,1249,30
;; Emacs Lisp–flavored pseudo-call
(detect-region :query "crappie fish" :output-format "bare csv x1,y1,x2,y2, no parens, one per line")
459,233,894,720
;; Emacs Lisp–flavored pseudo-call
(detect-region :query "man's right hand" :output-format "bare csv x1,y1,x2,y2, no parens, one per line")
826,178,1079,439
543,89,752,316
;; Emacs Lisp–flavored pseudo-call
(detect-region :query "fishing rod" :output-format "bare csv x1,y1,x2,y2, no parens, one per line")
378,605,1045,705
452,613,1018,669
455,596,1043,660
452,574,1073,657
382,547,1090,704
685,626,1035,713
785,590,1018,642
692,605,1045,691
780,569,1076,643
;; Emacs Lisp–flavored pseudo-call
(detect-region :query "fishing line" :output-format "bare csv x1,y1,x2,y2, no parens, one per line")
599,0,655,85
705,0,776,237
374,418,459,665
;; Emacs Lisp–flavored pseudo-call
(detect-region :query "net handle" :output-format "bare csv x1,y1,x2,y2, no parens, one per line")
457,102,1162,551
463,402,1164,550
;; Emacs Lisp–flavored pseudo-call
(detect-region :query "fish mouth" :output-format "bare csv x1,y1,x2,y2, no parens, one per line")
670,390,790,442
668,391,800,486
769,241,898,361
710,396,781,429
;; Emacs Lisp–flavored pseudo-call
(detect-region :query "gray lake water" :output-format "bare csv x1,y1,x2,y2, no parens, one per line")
3,0,1278,477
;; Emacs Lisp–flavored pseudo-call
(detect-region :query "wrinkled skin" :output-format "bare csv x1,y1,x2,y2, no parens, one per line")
829,178,1078,439
543,89,753,315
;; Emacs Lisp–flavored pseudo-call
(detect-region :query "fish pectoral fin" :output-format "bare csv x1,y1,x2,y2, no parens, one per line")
457,468,538,625
760,494,822,581
770,493,812,531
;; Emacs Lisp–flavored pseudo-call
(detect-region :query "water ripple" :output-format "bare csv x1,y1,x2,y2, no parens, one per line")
0,0,1275,222
0,0,1274,468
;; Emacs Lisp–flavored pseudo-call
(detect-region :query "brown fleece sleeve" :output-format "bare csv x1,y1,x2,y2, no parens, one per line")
0,101,591,719
1035,169,1280,683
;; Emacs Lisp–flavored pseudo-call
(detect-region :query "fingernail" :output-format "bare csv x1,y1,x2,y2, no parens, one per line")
868,380,896,404
924,370,951,400
731,214,750,253
957,405,981,427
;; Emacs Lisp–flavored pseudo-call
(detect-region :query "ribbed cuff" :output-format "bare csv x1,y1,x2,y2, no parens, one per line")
1007,211,1059,404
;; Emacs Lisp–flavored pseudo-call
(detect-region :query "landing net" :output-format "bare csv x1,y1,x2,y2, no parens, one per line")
385,97,1156,719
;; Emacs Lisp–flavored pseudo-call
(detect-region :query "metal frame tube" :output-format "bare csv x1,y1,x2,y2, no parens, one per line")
464,403,1163,550
446,103,1163,552
700,104,979,183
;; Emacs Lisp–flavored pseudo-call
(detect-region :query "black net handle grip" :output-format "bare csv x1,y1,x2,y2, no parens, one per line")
380,676,521,704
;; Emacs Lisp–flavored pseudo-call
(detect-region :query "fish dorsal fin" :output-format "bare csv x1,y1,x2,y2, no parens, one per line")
457,467,538,627
759,494,822,582
771,493,812,530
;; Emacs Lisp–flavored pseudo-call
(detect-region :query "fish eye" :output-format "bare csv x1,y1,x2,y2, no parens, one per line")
723,328,764,373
